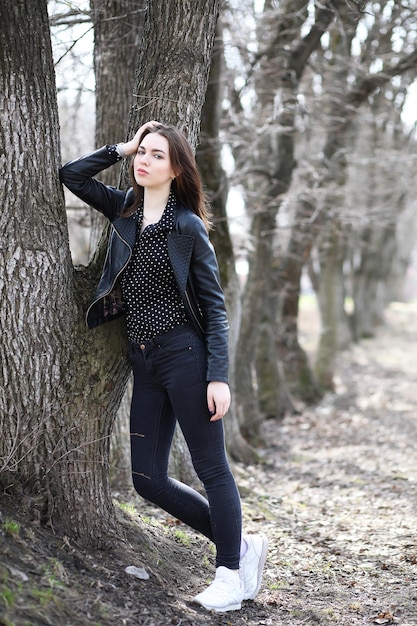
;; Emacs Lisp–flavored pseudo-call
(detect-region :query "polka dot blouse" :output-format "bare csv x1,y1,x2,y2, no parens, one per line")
120,191,188,343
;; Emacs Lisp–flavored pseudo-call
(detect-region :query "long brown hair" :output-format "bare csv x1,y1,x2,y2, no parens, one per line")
122,124,212,231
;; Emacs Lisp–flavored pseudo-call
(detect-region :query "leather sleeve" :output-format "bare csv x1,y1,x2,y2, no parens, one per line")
59,146,127,221
185,216,230,383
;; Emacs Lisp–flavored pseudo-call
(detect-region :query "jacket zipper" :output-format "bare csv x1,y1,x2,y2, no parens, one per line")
85,228,132,325
184,289,204,334
86,225,204,335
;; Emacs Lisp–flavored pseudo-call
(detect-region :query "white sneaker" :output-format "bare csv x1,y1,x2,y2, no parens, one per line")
193,566,244,612
240,534,268,600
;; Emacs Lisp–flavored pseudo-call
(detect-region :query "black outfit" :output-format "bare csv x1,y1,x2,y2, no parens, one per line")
59,147,242,569
120,191,189,343
60,145,228,383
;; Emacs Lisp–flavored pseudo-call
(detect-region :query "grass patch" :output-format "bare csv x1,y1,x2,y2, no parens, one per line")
1,518,20,537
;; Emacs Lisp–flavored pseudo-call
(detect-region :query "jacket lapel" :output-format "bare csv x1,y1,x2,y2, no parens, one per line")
112,215,137,250
167,232,194,293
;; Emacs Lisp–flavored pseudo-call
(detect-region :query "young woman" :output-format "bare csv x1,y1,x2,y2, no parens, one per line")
60,121,268,613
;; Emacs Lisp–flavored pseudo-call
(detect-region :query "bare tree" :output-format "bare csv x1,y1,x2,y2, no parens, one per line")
310,3,417,387
223,0,417,406
350,96,417,337
228,0,344,439
196,21,256,462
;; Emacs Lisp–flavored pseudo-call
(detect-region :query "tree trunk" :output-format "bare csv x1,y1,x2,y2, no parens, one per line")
92,0,144,151
90,0,146,491
234,0,339,438
0,0,127,541
274,206,323,404
1,0,221,544
110,377,134,493
351,92,409,338
352,221,399,338
126,0,220,146
315,219,351,389
196,21,256,462
235,204,278,439
233,0,303,440
89,0,146,251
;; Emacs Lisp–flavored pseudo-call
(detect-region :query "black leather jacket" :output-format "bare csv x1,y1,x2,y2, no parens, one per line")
59,147,229,383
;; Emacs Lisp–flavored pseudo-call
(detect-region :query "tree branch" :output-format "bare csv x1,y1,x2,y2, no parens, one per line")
49,10,90,27
347,47,417,108
289,0,349,79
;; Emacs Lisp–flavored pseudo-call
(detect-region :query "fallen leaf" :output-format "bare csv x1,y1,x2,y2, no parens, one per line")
372,611,395,624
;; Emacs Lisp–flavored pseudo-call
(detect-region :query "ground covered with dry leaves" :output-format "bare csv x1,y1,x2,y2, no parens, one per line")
1,304,417,626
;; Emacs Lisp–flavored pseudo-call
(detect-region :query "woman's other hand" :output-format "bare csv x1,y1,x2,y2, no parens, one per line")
207,381,231,422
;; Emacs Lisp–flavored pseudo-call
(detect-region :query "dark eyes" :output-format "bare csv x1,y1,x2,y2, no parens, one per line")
137,149,163,159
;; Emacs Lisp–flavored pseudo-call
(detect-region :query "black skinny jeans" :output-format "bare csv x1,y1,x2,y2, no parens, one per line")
128,323,242,570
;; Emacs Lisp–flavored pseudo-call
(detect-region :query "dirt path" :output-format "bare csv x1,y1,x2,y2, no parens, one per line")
1,304,416,626
237,303,417,626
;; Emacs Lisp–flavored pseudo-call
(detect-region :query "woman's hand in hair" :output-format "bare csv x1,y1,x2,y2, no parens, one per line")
122,120,160,156
207,381,231,422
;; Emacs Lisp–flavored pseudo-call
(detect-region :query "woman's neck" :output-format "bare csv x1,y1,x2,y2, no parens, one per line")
141,188,171,229
143,187,171,214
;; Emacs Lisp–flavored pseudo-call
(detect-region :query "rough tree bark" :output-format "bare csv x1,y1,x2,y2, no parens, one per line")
126,0,220,146
90,0,145,231
233,0,306,439
0,0,220,544
0,0,127,541
90,0,145,492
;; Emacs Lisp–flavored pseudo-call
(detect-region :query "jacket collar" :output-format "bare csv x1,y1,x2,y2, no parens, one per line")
112,198,190,251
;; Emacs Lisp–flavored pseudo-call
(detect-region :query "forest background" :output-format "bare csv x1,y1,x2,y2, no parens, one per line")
1,0,417,624
53,0,417,468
